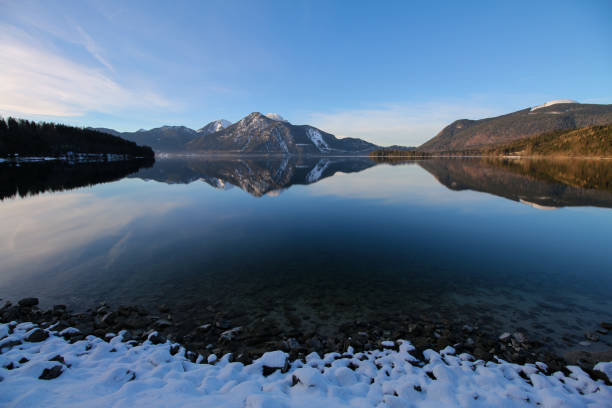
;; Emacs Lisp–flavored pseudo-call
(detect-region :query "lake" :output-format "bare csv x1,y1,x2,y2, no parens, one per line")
1,156,612,357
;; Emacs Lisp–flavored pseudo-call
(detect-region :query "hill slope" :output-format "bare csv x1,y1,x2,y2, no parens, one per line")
485,124,612,157
92,120,232,152
420,102,612,152
1,118,154,158
186,112,377,154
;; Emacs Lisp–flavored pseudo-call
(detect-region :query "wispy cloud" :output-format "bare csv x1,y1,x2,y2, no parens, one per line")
0,25,170,118
75,25,115,72
307,102,504,147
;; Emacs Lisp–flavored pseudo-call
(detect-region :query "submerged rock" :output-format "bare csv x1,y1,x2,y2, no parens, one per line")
18,298,39,308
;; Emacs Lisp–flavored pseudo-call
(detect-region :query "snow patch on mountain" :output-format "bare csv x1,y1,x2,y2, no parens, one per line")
197,119,232,134
264,113,288,122
306,127,330,152
531,99,579,111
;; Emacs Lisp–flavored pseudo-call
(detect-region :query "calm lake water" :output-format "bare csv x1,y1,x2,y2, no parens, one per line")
1,156,612,353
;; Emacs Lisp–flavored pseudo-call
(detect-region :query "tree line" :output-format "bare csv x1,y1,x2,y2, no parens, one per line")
0,117,154,158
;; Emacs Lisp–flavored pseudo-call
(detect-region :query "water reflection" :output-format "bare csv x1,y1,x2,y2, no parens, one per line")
130,156,376,196
418,158,612,209
0,158,154,201
2,156,612,208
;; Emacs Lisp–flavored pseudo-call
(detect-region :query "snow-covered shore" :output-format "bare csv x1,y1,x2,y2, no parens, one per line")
1,322,611,408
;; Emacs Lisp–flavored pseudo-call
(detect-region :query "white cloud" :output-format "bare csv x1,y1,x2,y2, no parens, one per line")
307,102,504,147
0,26,170,118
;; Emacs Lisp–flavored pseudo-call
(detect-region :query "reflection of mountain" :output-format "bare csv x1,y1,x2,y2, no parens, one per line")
131,157,376,197
419,158,612,208
0,158,155,200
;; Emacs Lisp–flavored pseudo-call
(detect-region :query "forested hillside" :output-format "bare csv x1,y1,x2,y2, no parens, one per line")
0,118,154,158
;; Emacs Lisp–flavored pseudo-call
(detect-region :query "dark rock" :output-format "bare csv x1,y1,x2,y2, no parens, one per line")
49,355,67,366
18,298,39,307
601,322,612,330
18,357,29,364
262,366,278,377
26,328,49,343
1,339,22,349
159,304,170,313
52,305,67,312
39,365,63,380
216,319,231,330
148,332,164,345
154,319,172,329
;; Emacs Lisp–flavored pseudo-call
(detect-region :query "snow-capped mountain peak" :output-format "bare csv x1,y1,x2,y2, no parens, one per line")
197,119,232,135
531,99,579,111
264,113,288,122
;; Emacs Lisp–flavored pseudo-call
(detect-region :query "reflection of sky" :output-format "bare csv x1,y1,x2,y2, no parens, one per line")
1,162,612,308
0,182,185,285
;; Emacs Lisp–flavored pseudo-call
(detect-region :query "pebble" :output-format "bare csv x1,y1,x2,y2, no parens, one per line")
513,332,527,343
499,332,511,341
579,341,591,346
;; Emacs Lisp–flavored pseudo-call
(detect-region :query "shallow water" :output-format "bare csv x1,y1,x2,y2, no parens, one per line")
1,156,612,353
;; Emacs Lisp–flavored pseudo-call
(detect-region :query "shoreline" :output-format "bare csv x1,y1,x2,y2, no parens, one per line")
2,298,611,381
2,321,611,408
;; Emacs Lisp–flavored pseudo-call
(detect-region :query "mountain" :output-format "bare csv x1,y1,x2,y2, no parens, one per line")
419,101,612,152
197,119,231,135
186,112,377,154
484,124,612,157
92,119,232,152
92,125,199,152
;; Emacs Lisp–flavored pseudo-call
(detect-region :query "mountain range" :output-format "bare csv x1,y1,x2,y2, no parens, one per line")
93,113,377,154
419,101,612,152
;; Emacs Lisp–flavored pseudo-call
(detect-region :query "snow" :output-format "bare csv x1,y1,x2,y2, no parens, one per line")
264,113,288,122
255,351,288,368
197,119,232,134
530,99,579,111
305,128,329,152
1,322,611,407
306,159,330,183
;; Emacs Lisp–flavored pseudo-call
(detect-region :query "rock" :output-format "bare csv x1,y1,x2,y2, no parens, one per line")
513,332,527,343
0,339,22,349
100,312,116,325
39,365,63,380
499,332,511,341
216,319,231,330
197,324,212,333
26,328,49,343
282,338,300,350
596,328,608,335
52,305,67,312
579,341,591,346
601,322,612,330
18,298,39,307
159,304,170,313
154,319,172,329
462,325,474,333
585,332,599,342
219,327,241,342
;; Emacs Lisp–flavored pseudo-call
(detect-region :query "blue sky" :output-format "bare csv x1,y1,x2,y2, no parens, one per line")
1,0,611,145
